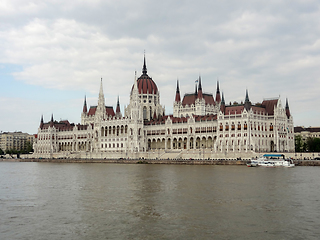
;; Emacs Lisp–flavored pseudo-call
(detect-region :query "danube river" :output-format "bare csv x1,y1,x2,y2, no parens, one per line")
1,162,320,240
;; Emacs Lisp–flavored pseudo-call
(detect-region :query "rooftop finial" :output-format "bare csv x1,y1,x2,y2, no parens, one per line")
142,51,147,75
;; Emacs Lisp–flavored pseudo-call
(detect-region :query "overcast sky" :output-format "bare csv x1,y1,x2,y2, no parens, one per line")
1,0,319,134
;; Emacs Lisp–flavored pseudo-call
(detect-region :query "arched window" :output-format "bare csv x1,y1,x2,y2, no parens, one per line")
270,124,273,131
143,106,147,120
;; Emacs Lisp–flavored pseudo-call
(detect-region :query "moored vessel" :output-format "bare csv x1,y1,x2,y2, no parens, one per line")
247,154,294,167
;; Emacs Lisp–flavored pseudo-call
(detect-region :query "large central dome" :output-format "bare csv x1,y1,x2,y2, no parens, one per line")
132,56,158,94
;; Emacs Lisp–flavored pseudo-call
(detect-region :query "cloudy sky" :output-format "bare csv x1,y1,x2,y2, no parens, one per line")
1,0,319,134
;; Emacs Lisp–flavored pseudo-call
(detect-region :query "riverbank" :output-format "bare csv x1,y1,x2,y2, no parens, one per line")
2,158,320,166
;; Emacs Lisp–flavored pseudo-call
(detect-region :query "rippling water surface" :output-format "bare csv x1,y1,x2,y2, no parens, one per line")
1,162,320,239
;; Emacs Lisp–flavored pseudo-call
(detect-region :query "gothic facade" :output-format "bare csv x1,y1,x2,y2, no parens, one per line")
33,57,295,158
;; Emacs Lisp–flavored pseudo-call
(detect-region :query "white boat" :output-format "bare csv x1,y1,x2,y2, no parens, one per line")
247,154,294,168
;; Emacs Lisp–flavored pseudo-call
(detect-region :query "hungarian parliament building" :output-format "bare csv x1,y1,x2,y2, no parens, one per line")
33,57,294,159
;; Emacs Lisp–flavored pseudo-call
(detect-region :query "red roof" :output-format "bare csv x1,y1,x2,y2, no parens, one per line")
224,106,245,115
41,120,75,131
88,106,115,117
132,74,158,94
106,106,115,116
77,124,88,130
203,94,215,105
261,99,278,115
194,114,217,122
182,94,197,106
88,106,96,116
251,106,266,114
181,93,215,106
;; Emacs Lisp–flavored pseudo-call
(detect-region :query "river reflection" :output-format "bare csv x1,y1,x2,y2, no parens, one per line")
1,162,320,239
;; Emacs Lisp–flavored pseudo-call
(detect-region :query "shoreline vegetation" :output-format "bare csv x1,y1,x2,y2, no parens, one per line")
1,158,320,166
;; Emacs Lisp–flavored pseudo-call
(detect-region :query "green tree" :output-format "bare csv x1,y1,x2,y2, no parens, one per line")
306,137,320,152
25,140,34,153
0,148,4,155
295,135,303,152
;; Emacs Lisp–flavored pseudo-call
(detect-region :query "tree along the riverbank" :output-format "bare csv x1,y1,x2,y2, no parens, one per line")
295,136,320,152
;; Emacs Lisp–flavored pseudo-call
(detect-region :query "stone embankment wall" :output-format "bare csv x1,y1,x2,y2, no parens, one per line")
24,150,320,161
4,158,320,166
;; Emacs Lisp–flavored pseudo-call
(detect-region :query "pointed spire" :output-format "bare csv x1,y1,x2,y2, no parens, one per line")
116,96,121,114
97,78,106,118
198,76,202,91
245,89,250,103
50,114,54,127
99,78,104,97
285,98,291,118
175,79,181,102
133,71,138,93
244,89,251,111
215,80,221,103
40,115,44,128
83,95,87,113
220,92,225,113
142,53,147,75
197,76,203,99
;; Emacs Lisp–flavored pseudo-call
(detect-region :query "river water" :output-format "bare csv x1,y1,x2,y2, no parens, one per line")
1,162,320,240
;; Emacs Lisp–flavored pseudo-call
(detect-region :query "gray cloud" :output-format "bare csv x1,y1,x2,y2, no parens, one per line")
0,0,320,133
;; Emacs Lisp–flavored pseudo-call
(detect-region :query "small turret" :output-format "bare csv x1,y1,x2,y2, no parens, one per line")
175,80,181,102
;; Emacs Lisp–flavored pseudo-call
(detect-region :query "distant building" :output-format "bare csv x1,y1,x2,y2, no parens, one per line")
294,126,320,141
0,132,35,152
33,56,295,159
